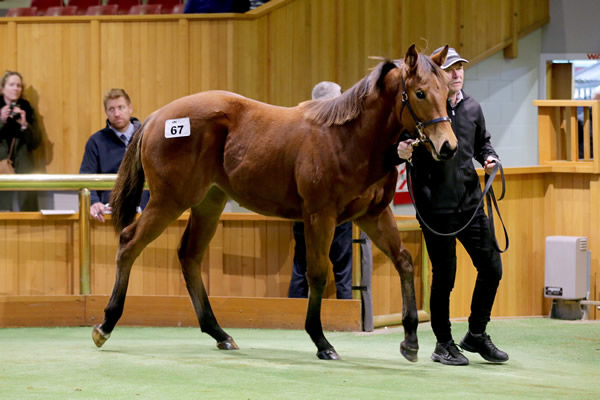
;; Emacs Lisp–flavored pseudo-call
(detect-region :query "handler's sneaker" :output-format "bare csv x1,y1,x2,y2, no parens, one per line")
431,340,469,365
460,331,509,363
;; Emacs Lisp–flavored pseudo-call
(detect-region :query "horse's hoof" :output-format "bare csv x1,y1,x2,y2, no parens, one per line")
400,340,418,362
317,348,340,360
216,338,239,350
92,324,110,348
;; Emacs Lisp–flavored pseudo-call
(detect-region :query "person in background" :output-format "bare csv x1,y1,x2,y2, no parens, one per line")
578,84,600,158
79,88,148,222
0,71,42,211
395,47,508,366
184,0,250,13
249,0,269,9
288,81,354,300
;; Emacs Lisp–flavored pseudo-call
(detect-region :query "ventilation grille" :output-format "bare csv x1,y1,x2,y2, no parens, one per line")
577,238,588,252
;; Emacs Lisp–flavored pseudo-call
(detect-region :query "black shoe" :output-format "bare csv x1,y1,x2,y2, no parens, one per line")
460,331,509,363
431,340,469,365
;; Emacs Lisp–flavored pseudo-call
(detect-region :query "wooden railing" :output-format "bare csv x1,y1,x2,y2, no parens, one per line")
0,174,115,294
2,169,597,324
0,174,430,329
534,100,600,172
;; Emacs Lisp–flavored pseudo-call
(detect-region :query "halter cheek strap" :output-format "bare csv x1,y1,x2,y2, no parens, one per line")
400,77,451,158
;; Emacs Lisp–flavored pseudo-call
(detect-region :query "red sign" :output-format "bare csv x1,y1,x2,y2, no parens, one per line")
393,163,411,204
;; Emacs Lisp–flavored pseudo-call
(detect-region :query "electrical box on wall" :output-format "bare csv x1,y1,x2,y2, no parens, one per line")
544,236,590,300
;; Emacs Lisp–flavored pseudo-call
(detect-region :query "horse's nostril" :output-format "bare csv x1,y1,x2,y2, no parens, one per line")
439,141,457,160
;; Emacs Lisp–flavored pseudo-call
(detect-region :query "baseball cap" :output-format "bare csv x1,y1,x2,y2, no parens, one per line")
432,46,469,70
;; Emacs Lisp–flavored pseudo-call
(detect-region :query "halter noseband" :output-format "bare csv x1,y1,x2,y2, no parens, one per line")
400,77,451,158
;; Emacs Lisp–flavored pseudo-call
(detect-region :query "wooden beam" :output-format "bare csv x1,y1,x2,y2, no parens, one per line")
0,296,86,327
504,0,519,59
0,295,361,331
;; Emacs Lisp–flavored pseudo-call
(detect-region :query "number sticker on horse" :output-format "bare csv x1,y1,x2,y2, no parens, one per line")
164,118,191,138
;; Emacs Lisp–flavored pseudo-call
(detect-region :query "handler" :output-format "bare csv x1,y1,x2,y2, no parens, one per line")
394,47,508,366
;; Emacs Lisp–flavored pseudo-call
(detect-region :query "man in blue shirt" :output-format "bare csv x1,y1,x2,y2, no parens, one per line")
80,88,148,222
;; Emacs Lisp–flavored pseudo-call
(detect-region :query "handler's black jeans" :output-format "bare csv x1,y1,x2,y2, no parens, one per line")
418,207,503,343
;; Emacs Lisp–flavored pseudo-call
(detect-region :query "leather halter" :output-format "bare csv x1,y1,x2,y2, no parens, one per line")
400,77,451,159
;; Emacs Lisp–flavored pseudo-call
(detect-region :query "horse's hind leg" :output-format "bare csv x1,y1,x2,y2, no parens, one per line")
93,201,185,347
178,187,237,350
356,207,419,362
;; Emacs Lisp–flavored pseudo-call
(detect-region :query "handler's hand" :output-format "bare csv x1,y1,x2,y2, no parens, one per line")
397,139,415,160
90,202,109,223
484,156,499,175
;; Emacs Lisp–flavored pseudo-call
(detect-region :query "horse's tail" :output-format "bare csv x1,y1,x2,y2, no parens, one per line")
110,118,148,234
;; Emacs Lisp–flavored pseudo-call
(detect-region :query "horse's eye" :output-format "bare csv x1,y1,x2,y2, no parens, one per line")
416,90,426,99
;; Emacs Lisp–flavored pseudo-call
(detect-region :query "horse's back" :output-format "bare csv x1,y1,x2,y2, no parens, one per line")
138,90,308,214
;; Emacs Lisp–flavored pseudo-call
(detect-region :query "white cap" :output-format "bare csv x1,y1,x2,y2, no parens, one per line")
433,46,469,69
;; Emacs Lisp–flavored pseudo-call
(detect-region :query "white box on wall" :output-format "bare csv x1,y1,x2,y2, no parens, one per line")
544,236,590,300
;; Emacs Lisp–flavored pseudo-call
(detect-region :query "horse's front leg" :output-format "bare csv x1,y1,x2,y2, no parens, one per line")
303,213,339,360
357,206,419,362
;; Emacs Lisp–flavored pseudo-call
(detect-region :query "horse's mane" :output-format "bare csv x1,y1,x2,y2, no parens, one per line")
299,60,396,127
300,54,447,127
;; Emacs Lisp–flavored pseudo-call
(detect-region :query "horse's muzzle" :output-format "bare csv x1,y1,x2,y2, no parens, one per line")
438,140,457,160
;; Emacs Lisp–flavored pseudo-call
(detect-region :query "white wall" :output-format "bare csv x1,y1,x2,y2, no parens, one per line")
465,29,542,167
542,0,600,53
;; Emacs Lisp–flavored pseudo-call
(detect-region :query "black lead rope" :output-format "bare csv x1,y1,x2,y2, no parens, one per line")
406,162,509,253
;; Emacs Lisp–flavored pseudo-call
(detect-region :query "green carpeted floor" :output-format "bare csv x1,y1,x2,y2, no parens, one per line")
0,318,598,399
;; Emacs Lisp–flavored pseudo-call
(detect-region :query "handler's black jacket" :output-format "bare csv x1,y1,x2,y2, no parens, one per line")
392,91,499,214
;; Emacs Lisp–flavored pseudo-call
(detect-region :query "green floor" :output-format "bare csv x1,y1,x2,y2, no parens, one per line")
1,318,598,399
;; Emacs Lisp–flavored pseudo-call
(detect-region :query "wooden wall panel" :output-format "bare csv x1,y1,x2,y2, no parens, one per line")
335,0,368,89
460,0,511,59
308,0,338,87
366,0,403,59
517,0,550,34
231,19,269,101
400,0,459,54
0,221,20,296
268,0,310,106
188,20,235,94
14,22,93,174
0,218,75,296
0,0,549,175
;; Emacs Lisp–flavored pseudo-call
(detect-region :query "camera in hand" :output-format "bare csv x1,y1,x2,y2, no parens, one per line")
9,102,20,119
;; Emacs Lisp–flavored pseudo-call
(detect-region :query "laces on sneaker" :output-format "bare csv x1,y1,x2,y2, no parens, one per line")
446,341,463,358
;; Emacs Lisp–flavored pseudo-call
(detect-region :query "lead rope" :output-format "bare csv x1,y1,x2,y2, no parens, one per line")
406,161,509,253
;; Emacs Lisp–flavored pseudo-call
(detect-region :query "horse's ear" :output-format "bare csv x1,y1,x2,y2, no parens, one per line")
404,44,418,75
431,45,449,68
376,61,398,92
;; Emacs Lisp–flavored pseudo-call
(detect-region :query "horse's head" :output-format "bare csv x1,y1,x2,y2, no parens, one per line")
393,45,458,161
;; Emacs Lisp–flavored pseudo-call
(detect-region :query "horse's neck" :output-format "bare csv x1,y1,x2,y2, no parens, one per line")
341,105,401,179
351,104,400,156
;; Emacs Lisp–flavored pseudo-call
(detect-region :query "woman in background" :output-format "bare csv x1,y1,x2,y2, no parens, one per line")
0,71,42,211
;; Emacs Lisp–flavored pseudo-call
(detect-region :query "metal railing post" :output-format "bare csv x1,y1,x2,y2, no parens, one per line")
79,188,91,295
